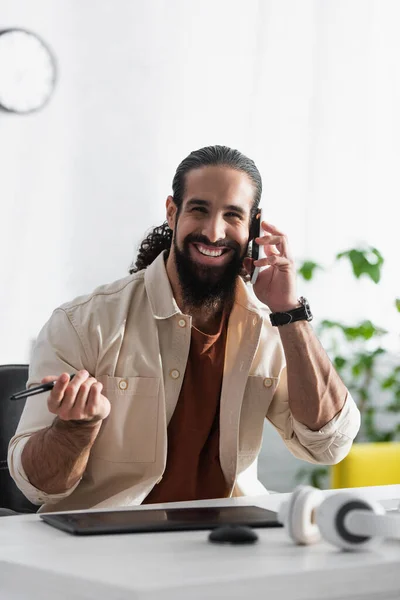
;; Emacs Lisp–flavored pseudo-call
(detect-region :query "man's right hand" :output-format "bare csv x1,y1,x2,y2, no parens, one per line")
21,370,109,495
42,370,111,424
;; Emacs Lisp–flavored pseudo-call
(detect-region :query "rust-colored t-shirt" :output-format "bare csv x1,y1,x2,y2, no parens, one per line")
143,317,229,504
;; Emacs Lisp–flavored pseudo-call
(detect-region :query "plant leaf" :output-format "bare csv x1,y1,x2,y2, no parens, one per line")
310,467,329,489
336,247,384,283
334,356,347,370
343,321,387,341
298,261,323,281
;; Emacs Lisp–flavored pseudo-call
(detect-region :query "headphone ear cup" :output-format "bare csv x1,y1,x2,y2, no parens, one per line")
278,485,323,545
316,493,384,551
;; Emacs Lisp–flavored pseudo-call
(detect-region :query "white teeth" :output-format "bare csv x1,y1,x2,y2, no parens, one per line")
197,245,224,257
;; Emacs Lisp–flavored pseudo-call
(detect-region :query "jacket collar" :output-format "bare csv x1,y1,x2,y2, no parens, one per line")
144,252,181,319
145,250,263,320
234,274,264,316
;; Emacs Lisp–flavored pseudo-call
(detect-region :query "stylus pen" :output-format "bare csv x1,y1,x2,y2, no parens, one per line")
10,374,76,401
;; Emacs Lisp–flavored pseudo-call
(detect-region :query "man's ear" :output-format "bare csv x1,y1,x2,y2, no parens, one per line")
166,195,177,230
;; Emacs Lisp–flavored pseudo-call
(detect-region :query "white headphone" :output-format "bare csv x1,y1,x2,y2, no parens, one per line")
278,485,400,551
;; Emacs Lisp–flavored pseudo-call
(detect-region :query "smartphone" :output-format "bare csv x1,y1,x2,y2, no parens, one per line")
250,208,263,284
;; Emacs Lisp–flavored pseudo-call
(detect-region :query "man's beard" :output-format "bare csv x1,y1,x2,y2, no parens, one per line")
173,233,247,312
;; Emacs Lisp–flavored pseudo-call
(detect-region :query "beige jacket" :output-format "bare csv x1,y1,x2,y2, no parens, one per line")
8,252,360,512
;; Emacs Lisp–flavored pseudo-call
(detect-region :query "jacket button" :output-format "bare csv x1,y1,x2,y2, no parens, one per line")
263,377,273,388
118,379,128,390
178,319,186,328
170,369,180,380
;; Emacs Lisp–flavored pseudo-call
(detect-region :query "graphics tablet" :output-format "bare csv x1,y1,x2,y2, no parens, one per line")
40,505,282,536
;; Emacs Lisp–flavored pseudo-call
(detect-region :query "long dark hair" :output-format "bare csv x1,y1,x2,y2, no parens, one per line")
130,145,262,274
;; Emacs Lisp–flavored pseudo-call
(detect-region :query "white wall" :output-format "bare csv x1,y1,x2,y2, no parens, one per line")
1,0,399,491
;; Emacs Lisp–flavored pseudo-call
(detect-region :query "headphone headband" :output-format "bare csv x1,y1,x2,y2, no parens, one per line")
279,486,400,551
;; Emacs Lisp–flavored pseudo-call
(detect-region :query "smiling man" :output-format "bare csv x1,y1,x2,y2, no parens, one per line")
8,145,360,512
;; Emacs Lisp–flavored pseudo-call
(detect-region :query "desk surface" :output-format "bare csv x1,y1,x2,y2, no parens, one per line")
1,485,399,600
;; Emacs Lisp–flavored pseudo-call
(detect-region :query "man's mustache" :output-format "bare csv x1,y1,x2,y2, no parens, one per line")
184,234,241,253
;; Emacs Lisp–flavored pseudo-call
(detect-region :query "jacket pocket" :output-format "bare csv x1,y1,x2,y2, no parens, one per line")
238,375,278,456
91,376,160,463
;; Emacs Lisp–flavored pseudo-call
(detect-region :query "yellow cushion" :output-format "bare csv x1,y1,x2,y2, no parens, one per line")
331,442,400,488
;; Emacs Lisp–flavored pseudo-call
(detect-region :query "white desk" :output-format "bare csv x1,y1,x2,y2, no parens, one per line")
0,485,399,600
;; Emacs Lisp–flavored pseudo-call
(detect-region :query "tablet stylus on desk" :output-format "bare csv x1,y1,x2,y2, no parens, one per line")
10,374,76,401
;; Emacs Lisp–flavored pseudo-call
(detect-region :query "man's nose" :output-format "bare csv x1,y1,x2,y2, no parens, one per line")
202,217,226,244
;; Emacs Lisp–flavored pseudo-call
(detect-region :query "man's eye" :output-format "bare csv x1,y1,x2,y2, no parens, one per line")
226,212,242,219
191,207,207,213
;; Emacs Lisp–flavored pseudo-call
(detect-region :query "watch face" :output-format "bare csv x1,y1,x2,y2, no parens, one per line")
0,29,57,114
299,296,313,321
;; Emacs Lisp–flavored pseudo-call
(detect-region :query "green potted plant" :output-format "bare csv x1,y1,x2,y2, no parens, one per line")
296,247,400,488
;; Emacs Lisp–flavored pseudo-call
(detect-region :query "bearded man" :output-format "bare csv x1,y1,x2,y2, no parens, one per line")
8,145,360,512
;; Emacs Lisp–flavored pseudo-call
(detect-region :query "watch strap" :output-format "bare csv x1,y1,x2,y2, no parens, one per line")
269,297,313,326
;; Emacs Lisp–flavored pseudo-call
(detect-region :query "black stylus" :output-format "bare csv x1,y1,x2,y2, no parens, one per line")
10,374,76,401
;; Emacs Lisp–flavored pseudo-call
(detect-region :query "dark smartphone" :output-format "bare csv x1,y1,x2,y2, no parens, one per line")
250,208,262,284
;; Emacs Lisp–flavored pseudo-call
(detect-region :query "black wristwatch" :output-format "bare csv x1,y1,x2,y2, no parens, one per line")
269,296,313,326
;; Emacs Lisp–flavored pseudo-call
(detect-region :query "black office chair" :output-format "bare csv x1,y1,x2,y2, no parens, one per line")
0,364,37,514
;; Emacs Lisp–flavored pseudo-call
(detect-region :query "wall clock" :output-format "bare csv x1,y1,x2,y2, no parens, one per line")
0,28,57,114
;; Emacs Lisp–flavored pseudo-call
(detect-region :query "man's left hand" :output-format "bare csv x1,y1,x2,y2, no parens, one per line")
244,221,299,312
